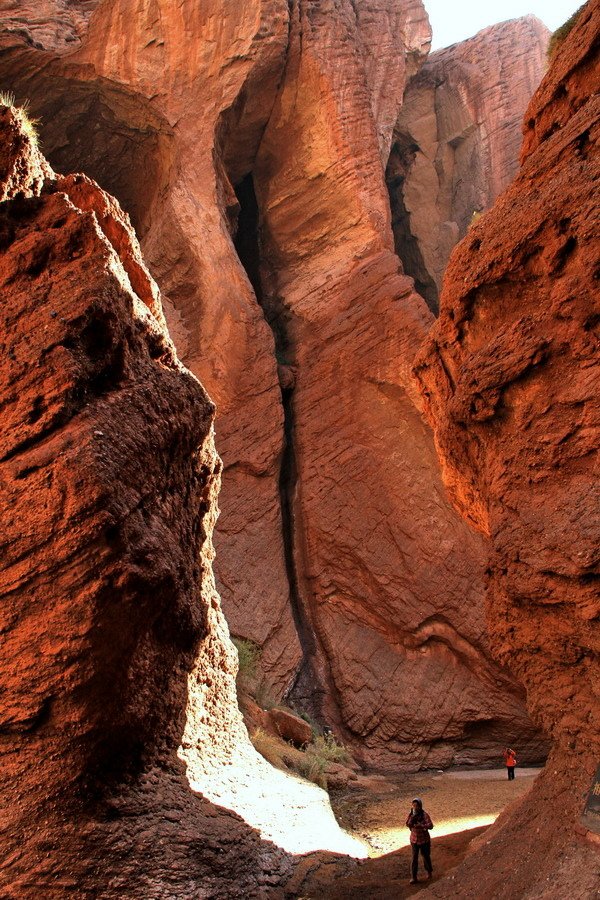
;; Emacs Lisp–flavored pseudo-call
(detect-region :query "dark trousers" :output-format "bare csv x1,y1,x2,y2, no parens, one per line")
507,766,515,780
411,842,432,880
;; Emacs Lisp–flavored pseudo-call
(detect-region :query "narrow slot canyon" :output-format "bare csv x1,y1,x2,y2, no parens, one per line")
386,135,440,313
231,171,334,725
0,1,598,898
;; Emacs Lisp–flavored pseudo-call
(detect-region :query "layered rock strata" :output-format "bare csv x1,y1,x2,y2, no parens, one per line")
0,0,544,769
389,16,549,311
0,0,302,695
415,1,600,893
252,0,541,769
0,104,363,899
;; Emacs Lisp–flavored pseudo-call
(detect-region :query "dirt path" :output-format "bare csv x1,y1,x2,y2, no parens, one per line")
290,767,541,898
333,768,541,856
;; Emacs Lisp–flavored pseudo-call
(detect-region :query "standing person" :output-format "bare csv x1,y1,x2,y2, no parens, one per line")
406,797,434,884
503,747,517,780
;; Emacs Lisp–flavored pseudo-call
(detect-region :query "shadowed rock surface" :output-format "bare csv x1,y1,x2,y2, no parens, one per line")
415,1,600,894
0,0,546,770
0,103,368,898
389,16,549,312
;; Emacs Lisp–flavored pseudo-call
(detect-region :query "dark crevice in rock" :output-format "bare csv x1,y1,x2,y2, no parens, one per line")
232,172,327,721
386,134,439,314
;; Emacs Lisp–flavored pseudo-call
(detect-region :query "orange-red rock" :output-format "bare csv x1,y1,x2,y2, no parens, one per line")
0,100,367,897
0,0,302,696
389,16,549,311
0,103,274,896
269,708,313,748
0,1,545,770
415,2,600,893
253,0,543,769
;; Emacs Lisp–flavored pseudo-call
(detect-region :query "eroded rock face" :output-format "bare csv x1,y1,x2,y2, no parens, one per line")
0,103,261,896
0,1,545,770
389,16,549,311
253,0,542,769
415,2,600,893
0,104,367,898
0,0,302,696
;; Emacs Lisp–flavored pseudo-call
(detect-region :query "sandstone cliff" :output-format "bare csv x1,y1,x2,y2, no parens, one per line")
415,1,600,894
389,16,549,311
252,0,541,769
0,103,365,898
0,0,544,769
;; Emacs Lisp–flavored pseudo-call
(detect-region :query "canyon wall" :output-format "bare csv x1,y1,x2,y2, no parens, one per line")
389,16,549,311
416,1,600,894
0,0,544,769
0,101,264,896
0,100,366,898
252,0,541,769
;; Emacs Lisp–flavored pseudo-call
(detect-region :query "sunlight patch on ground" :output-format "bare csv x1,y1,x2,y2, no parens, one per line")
183,748,368,856
370,813,498,853
178,663,367,857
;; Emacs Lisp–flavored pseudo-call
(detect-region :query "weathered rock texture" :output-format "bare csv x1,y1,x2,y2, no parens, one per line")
0,0,301,696
250,0,543,770
0,0,545,770
389,16,549,312
0,102,247,896
415,1,600,894
0,104,365,899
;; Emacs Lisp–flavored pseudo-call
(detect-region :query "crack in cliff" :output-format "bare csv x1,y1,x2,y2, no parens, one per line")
386,133,439,313
232,172,330,721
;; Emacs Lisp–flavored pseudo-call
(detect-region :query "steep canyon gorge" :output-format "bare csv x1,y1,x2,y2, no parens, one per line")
0,0,598,897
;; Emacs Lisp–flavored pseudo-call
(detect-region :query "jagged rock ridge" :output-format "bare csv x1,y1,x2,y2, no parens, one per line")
415,1,600,894
388,15,549,311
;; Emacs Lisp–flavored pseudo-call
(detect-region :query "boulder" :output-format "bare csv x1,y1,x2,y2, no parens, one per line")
269,708,313,748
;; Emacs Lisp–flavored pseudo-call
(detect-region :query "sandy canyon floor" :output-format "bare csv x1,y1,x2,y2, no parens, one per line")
293,767,542,898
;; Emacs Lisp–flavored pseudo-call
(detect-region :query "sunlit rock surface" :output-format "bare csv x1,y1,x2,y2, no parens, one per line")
415,2,600,894
0,0,543,771
389,16,549,311
0,103,364,898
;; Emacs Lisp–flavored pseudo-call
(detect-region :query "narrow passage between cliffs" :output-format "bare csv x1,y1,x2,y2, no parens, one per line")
233,172,328,720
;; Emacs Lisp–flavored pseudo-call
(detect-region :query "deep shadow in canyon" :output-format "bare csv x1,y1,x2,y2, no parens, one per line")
1,0,598,897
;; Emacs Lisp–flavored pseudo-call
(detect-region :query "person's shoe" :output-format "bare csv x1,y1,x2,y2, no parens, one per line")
409,878,418,884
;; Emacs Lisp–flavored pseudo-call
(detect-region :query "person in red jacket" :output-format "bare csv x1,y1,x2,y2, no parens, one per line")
503,747,517,780
406,797,434,884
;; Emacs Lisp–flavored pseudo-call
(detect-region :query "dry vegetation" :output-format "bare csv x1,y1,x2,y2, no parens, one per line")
547,5,585,59
0,92,40,146
232,636,353,790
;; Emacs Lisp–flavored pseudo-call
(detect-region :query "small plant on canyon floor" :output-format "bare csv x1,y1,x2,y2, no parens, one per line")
295,750,328,790
250,727,351,792
0,92,40,147
232,636,260,683
293,735,350,789
547,5,585,60
310,733,351,765
250,728,289,768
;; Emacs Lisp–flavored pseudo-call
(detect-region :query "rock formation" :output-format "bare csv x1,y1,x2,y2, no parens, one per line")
415,0,600,893
0,102,366,898
388,16,549,311
252,0,542,769
0,0,546,770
